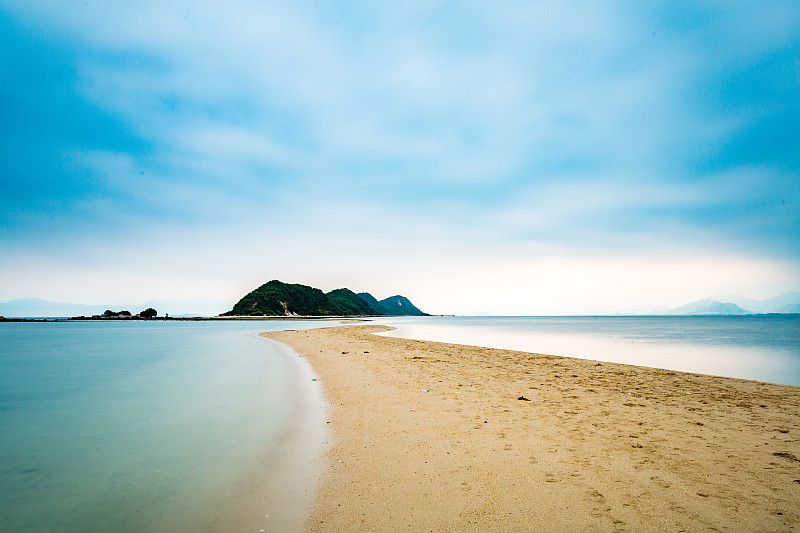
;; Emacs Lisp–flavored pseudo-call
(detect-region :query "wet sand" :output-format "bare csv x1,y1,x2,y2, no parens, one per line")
262,325,800,532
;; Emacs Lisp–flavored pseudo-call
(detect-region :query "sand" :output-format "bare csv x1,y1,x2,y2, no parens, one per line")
261,325,800,532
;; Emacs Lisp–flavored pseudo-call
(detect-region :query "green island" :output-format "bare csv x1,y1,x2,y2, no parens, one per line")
222,280,427,317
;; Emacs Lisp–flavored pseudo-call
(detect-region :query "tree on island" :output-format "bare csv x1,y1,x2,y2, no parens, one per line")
138,308,157,319
102,309,135,318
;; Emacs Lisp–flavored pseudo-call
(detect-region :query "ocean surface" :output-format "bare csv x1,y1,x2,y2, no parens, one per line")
373,315,800,387
0,319,334,533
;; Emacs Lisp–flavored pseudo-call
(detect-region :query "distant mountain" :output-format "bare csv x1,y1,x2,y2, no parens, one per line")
667,299,750,315
0,298,108,318
359,293,428,316
719,292,800,314
0,297,231,318
223,280,426,317
778,303,800,314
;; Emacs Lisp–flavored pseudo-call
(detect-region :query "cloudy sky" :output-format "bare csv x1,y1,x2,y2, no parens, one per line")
1,1,798,315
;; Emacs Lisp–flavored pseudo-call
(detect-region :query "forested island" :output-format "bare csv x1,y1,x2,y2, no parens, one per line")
222,280,427,317
69,308,160,320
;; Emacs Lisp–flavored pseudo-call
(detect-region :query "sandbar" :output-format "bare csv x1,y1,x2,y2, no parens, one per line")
262,325,800,531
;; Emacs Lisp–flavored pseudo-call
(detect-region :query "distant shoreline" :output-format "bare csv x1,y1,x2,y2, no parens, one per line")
0,315,380,322
2,313,798,323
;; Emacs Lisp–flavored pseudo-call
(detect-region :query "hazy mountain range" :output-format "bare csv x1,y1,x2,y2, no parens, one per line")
716,292,800,314
0,297,233,318
664,292,800,315
664,299,751,315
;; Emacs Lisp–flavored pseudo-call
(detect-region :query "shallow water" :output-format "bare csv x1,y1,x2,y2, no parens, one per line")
0,320,333,532
374,315,800,386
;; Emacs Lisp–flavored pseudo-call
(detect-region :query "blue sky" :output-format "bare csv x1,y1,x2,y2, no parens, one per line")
1,1,798,315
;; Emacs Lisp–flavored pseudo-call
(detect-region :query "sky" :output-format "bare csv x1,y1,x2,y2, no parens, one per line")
1,1,799,315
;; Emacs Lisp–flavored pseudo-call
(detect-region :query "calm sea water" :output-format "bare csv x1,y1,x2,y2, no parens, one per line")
373,315,800,386
0,320,333,533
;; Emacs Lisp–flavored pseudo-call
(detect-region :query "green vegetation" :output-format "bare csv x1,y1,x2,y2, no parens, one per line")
356,292,383,313
222,280,376,316
138,308,157,319
94,308,157,319
357,293,428,316
327,288,376,315
103,309,131,318
223,280,427,317
223,281,331,316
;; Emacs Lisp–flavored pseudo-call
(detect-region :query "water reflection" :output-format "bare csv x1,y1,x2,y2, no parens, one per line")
374,316,800,386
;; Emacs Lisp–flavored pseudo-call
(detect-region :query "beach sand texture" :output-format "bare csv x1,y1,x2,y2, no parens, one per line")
262,325,800,532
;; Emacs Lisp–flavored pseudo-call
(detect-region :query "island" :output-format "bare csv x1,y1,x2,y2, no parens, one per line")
221,280,428,317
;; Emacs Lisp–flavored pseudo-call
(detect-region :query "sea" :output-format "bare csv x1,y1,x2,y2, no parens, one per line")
1,315,798,532
0,319,334,533
373,315,800,387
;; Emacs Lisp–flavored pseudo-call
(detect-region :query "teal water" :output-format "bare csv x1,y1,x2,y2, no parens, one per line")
0,320,333,532
374,315,800,386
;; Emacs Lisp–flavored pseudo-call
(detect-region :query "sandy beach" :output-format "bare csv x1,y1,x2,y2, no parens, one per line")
262,324,800,532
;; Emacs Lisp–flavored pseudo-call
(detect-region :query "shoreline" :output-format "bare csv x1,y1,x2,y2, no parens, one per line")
263,324,800,531
373,315,800,387
201,336,331,533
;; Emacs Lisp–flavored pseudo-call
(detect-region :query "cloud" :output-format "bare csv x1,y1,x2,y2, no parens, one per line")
1,0,798,311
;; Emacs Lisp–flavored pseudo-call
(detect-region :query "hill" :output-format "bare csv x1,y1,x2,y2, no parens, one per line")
778,303,800,314
719,292,800,314
0,297,230,318
356,292,383,313
223,281,426,316
223,281,346,316
326,288,378,315
358,293,428,316
666,299,750,315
